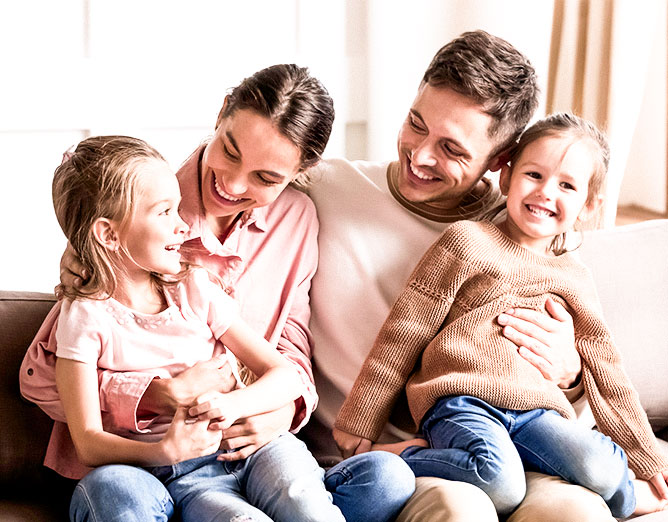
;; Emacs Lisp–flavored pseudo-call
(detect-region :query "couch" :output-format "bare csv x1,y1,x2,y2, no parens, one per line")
2,219,668,521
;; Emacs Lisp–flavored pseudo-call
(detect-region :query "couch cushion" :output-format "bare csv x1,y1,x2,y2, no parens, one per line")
580,220,668,431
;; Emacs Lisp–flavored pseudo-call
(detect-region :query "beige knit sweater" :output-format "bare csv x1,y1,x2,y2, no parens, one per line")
336,220,668,479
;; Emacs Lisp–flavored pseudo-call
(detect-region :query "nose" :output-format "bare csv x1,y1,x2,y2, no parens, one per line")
411,137,437,167
535,179,557,200
222,168,248,196
175,213,189,236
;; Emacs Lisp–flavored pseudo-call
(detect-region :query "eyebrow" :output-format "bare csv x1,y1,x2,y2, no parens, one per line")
224,130,289,182
147,197,180,211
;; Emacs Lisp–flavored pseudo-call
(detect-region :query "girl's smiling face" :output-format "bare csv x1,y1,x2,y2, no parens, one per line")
200,108,302,238
499,134,599,255
118,159,188,278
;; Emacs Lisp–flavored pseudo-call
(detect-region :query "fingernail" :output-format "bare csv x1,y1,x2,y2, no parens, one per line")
498,314,508,325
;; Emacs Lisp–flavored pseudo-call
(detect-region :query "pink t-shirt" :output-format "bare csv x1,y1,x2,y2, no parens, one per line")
20,145,320,478
49,269,240,478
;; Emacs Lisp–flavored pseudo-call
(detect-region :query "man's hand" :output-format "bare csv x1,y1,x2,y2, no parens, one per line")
139,354,236,416
333,427,371,459
215,402,296,461
498,297,581,388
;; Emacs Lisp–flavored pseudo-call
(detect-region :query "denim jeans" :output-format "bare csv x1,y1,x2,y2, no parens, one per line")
70,433,414,522
400,395,635,518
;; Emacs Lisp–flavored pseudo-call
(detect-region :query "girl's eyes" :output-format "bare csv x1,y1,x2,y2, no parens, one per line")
525,171,541,179
560,182,576,190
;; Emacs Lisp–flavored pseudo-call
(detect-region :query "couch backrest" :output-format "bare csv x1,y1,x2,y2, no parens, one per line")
580,219,668,431
0,291,58,494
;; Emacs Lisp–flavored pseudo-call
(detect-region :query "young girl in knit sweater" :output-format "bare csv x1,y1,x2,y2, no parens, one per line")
51,136,351,521
334,113,668,518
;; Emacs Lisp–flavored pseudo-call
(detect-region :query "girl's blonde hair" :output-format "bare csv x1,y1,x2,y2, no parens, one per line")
53,135,186,300
508,112,610,254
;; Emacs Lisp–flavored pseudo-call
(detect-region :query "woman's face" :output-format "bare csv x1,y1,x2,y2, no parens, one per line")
200,108,302,235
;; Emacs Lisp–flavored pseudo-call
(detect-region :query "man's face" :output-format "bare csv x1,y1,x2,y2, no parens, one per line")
395,84,498,209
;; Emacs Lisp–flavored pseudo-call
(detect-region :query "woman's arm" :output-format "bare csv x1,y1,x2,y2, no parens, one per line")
56,357,222,468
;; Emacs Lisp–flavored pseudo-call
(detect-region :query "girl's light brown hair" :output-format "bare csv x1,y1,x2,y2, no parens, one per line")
53,135,172,300
508,112,610,254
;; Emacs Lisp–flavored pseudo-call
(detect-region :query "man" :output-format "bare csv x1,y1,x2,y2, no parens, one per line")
307,30,613,521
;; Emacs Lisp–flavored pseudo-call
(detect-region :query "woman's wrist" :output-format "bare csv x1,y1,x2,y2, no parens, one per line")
138,377,178,416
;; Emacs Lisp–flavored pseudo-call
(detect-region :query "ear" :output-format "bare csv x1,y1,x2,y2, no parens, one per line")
498,164,512,196
92,218,120,251
215,96,231,130
578,195,604,223
486,150,510,173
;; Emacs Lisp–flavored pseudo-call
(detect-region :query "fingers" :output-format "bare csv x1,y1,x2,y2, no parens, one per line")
651,474,668,500
188,392,224,420
501,322,550,358
517,346,553,378
498,309,553,341
354,438,372,455
217,444,262,461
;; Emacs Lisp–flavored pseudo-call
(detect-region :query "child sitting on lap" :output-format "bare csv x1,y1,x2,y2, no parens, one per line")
334,113,668,518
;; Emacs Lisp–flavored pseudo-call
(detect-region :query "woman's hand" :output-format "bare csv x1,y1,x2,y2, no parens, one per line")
214,402,296,461
498,297,581,389
160,406,222,464
56,242,88,296
333,427,372,459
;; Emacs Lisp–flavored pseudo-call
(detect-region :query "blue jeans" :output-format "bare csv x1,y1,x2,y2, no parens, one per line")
400,395,635,518
70,433,414,522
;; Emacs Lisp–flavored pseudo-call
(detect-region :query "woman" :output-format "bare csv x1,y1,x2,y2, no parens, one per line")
21,64,414,522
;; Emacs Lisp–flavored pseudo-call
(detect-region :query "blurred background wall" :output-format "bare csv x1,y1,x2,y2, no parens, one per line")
0,0,665,291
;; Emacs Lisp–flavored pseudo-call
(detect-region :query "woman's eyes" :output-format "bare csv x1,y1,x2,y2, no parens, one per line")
222,144,238,161
256,174,280,186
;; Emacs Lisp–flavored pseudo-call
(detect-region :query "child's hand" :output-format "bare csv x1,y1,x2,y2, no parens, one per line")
160,407,222,464
650,471,668,501
333,427,372,459
188,391,241,430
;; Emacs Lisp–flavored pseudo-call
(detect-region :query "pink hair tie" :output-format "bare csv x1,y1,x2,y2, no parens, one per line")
61,148,75,164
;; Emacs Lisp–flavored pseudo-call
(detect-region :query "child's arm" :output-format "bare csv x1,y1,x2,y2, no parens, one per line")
187,317,304,430
56,357,222,468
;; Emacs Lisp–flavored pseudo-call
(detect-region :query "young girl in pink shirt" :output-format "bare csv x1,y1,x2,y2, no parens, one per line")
52,135,349,522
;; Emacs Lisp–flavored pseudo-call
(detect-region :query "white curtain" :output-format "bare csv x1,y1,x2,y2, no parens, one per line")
547,0,665,226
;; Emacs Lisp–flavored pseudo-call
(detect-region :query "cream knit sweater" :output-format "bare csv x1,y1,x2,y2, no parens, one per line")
336,220,668,479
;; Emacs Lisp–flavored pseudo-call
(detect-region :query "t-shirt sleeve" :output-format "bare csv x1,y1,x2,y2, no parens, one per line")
55,299,107,366
183,268,241,339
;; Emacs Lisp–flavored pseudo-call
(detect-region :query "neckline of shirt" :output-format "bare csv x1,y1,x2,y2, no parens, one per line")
385,161,500,223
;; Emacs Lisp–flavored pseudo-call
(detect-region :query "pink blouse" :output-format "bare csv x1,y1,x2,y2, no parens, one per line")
20,146,320,478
